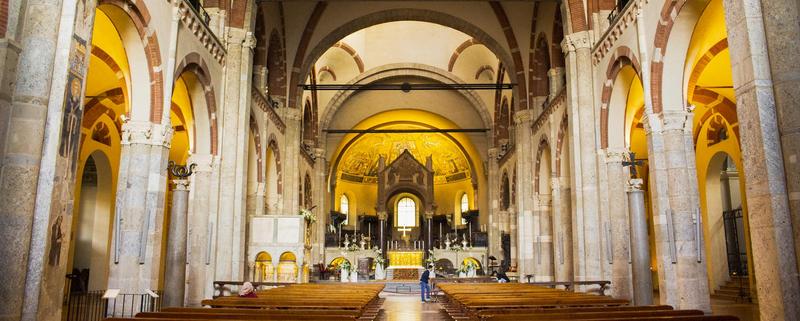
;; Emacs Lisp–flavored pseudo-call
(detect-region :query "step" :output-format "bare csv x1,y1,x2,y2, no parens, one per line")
711,292,750,302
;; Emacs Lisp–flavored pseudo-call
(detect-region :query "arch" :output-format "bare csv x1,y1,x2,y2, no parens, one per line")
329,257,351,267
173,53,218,155
266,134,283,194
302,99,316,145
686,38,729,101
448,38,483,72
495,97,510,145
600,48,642,148
501,170,510,210
396,197,417,227
267,29,287,102
320,63,493,131
551,6,566,68
650,0,711,113
279,251,297,262
317,65,337,81
249,112,263,183
254,251,274,282
555,113,569,177
331,41,365,73
534,138,551,194
565,0,588,32
474,65,495,81
97,0,163,123
530,33,552,98
293,8,522,111
303,172,312,208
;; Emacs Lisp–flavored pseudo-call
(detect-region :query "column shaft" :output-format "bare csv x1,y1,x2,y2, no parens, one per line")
164,180,190,307
606,151,633,300
628,186,653,305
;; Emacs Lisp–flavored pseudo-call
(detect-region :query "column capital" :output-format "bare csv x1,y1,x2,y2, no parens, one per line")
121,121,173,148
563,31,593,52
284,108,302,121
626,178,645,192
377,211,388,221
514,109,535,125
488,148,500,159
172,179,190,191
661,107,694,132
604,148,628,163
189,154,217,172
242,32,257,50
313,148,325,159
547,67,565,76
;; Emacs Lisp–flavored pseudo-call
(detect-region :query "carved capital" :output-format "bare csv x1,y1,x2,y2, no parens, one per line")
604,148,628,163
242,31,257,49
563,31,593,52
121,121,173,148
626,178,645,192
513,109,535,125
377,211,388,221
284,108,302,121
189,154,217,172
172,179,190,191
661,108,693,132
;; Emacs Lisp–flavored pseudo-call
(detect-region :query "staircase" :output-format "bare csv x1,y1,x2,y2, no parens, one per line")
712,276,751,302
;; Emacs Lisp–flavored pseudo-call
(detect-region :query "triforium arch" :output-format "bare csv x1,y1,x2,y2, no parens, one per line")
172,52,219,156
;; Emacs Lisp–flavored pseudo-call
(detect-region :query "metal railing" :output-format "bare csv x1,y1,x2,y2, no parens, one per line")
723,208,748,276
63,290,162,321
607,0,633,25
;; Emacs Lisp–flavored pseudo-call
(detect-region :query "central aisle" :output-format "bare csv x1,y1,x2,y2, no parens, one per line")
378,293,449,321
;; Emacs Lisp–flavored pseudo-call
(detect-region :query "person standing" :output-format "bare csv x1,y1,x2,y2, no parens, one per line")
419,265,432,302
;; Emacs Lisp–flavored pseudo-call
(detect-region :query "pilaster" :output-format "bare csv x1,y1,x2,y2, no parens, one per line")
514,109,535,278
282,108,302,216
186,154,219,305
604,149,633,300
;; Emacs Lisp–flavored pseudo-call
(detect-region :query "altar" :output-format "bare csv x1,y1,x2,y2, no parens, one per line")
386,250,424,280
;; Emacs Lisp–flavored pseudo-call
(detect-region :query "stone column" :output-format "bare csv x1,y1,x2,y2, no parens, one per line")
605,149,633,300
514,110,535,278
250,183,266,216
563,31,602,288
551,176,573,282
313,148,327,263
215,28,254,282
662,109,710,312
487,148,502,260
107,121,173,294
534,193,554,281
723,0,800,319
164,178,190,307
282,108,302,216
186,155,218,306
627,178,653,305
547,68,566,101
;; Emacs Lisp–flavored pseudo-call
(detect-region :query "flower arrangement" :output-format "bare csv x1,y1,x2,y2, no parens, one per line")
299,208,316,223
338,260,351,272
424,249,437,266
449,244,463,252
458,261,477,274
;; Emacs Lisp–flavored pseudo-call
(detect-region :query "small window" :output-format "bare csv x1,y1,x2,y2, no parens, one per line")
340,195,349,225
460,194,469,225
397,197,416,227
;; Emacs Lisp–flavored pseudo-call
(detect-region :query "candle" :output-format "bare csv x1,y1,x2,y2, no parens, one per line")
439,222,442,245
368,224,372,241
469,223,472,243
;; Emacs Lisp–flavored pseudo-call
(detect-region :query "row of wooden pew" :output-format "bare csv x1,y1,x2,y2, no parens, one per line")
437,283,740,321
106,283,384,321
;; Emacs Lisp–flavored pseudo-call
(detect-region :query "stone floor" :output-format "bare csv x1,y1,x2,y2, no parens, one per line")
377,292,449,321
375,291,760,321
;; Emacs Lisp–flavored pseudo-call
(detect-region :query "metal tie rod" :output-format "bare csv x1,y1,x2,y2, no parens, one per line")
324,128,488,134
299,82,516,91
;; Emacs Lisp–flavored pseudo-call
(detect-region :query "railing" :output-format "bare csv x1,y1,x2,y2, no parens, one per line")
63,290,162,321
607,0,632,25
186,0,210,25
723,208,748,277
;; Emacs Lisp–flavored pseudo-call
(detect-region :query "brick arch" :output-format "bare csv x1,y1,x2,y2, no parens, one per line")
267,134,283,194
599,47,641,148
474,65,495,80
331,41,365,73
267,29,287,104
495,97,510,145
448,38,482,72
692,88,738,144
302,98,316,144
650,0,694,114
91,46,123,77
552,6,566,68
249,112,263,183
687,38,729,100
253,8,268,67
317,65,337,81
555,113,569,177
303,172,313,208
98,0,163,124
295,7,523,111
501,170,511,210
0,0,7,37
534,137,552,194
173,52,219,155
489,2,528,110
530,33,551,98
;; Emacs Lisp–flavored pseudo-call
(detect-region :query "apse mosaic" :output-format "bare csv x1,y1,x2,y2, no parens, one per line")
338,126,471,185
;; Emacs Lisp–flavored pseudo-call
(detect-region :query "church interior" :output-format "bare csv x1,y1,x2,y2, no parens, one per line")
0,0,798,320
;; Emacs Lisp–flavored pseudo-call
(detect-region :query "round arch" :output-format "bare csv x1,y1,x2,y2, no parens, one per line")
173,53,219,155
293,8,521,110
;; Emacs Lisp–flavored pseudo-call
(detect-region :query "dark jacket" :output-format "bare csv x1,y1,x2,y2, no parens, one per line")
420,270,431,283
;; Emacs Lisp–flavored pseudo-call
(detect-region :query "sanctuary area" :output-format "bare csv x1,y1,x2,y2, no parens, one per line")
0,0,798,320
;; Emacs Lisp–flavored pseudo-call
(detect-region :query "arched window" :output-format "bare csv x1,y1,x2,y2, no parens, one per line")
460,193,469,225
340,194,349,225
397,197,416,227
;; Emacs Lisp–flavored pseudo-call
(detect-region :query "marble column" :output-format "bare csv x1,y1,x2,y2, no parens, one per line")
515,109,535,278
628,178,653,305
605,149,633,300
723,0,800,319
186,155,218,306
215,28,254,282
312,148,327,263
164,179,190,307
563,31,602,289
107,121,173,295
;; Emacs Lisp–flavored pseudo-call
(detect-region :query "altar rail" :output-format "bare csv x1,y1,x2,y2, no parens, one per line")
212,281,296,298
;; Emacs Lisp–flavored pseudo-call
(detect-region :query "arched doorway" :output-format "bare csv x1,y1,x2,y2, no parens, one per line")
277,251,298,282
254,252,274,282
